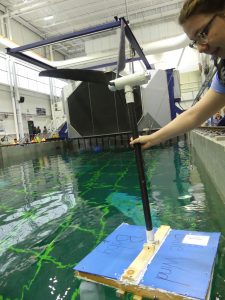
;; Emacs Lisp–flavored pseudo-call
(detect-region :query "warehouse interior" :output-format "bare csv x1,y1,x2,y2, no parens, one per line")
0,0,213,142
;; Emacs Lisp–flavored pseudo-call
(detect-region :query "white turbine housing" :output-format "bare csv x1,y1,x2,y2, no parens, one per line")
108,71,151,91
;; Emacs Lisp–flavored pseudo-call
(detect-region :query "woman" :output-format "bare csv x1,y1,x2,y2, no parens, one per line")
130,0,225,149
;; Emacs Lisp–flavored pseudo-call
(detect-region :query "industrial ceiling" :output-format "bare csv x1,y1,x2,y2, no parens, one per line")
0,0,185,59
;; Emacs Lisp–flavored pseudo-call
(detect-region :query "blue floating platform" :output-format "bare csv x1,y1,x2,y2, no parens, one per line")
74,223,220,299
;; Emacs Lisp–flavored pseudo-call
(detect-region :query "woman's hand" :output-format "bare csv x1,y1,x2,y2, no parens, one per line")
130,135,156,149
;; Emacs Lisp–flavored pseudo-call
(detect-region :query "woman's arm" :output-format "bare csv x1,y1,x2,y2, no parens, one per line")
130,88,225,149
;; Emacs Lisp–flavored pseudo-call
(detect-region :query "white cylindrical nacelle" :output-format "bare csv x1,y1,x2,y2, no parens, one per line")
108,71,151,91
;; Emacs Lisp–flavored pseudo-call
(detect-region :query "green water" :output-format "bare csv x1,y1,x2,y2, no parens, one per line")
0,141,224,300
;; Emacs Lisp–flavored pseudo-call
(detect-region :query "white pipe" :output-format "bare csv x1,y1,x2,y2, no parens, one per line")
11,60,24,139
6,57,20,139
5,9,12,40
0,16,6,37
144,33,189,54
0,33,189,69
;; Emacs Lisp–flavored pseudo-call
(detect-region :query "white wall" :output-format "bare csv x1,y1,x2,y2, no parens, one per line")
0,83,52,137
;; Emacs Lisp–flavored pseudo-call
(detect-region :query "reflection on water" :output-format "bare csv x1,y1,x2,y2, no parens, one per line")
0,141,224,300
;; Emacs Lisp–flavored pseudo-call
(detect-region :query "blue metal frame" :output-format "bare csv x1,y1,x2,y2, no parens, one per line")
121,18,152,70
166,69,184,119
6,17,151,71
8,20,121,53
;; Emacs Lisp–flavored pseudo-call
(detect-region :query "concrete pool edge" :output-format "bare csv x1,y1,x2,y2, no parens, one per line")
189,129,225,204
0,140,67,168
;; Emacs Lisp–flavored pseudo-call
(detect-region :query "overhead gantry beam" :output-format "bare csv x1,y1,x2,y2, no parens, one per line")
6,17,152,71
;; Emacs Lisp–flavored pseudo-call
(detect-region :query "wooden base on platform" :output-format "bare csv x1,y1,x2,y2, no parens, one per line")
75,225,182,299
74,223,220,300
75,270,188,300
121,225,170,283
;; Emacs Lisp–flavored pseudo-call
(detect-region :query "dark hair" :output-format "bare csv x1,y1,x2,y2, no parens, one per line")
178,0,225,25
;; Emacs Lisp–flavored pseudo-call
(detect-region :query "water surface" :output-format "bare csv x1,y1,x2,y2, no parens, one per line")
0,141,224,299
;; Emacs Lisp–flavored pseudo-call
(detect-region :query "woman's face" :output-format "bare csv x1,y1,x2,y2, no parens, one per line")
182,13,225,58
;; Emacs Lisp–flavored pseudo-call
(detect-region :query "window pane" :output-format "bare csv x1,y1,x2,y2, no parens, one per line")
15,64,27,76
27,68,38,80
37,82,50,94
54,78,68,88
28,79,38,91
18,75,29,89
0,57,7,71
0,70,9,85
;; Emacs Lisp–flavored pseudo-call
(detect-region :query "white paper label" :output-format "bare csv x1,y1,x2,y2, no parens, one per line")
182,234,210,246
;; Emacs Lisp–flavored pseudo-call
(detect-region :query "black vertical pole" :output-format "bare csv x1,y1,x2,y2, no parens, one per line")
127,101,153,232
115,17,153,238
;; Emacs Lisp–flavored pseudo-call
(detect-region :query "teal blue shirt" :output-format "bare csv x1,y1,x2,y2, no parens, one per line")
211,73,225,94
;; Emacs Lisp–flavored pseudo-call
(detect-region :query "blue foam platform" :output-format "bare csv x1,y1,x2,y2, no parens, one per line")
74,223,220,299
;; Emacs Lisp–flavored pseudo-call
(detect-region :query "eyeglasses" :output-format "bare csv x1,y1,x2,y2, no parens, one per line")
189,14,217,49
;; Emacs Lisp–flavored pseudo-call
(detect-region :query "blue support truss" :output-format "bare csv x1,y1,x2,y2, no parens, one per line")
121,18,152,70
6,17,151,71
166,69,184,119
8,20,121,53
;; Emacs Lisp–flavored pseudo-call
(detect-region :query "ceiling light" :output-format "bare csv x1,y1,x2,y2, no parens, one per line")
44,15,54,21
